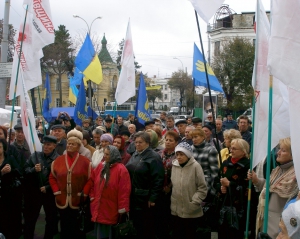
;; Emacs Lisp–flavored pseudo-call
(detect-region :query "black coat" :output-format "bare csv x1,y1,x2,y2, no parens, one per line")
24,150,60,192
126,147,164,208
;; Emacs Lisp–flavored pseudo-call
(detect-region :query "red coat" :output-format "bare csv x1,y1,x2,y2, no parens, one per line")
49,154,91,209
86,162,131,225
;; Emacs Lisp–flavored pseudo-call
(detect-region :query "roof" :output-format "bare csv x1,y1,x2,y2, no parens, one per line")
98,34,114,63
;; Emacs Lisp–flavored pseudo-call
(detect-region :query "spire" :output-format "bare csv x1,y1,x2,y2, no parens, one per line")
99,33,113,63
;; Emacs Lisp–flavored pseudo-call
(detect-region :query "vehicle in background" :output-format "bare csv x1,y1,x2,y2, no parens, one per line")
5,105,21,115
104,101,136,119
169,107,179,115
150,114,160,120
236,108,252,122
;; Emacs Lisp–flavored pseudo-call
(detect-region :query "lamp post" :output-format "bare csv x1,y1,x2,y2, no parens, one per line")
73,15,101,109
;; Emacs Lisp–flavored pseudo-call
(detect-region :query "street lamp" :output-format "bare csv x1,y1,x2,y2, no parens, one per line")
173,57,184,72
73,15,102,108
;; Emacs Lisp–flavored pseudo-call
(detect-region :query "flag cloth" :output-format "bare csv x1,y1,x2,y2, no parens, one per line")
193,43,224,94
9,0,54,99
68,72,81,104
20,72,42,153
115,20,136,105
267,0,300,91
135,73,151,125
42,73,52,122
188,0,225,23
251,0,290,169
75,34,103,84
69,85,79,105
73,78,88,127
71,68,84,86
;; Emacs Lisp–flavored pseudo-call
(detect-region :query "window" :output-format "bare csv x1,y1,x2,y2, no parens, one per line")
164,94,167,100
55,78,60,91
165,85,167,90
56,98,61,107
69,101,75,107
214,41,220,56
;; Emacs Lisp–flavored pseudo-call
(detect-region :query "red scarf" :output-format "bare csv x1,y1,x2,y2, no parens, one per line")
231,157,240,164
66,152,79,167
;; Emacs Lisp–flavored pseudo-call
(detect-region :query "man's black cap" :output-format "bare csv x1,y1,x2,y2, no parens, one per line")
51,124,66,130
43,135,57,144
192,117,202,123
202,124,213,131
14,124,23,130
175,120,187,126
120,130,130,137
104,117,113,122
144,121,155,126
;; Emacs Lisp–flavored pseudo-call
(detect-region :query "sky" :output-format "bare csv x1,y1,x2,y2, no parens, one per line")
0,0,270,79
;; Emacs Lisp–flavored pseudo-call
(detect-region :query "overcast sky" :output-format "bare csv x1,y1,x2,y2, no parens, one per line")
1,0,270,78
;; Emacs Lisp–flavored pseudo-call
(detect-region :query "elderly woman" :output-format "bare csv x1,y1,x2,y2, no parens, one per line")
91,133,113,168
0,138,22,239
113,135,131,165
219,138,250,238
248,137,299,238
220,129,242,162
171,142,207,239
49,131,92,239
145,129,164,154
86,145,131,239
82,130,96,157
126,131,164,239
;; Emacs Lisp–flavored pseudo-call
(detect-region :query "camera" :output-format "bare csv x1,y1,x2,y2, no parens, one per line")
60,112,66,120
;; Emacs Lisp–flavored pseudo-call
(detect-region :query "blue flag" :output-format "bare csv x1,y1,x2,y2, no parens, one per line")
42,73,52,122
74,78,88,126
135,73,151,125
70,67,84,86
193,43,224,94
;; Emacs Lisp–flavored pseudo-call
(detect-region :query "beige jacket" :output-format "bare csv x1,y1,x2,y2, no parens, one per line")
171,157,207,218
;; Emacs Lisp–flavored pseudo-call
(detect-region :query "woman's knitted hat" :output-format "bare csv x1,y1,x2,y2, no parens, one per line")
282,200,300,239
100,133,113,144
67,129,83,140
175,142,193,158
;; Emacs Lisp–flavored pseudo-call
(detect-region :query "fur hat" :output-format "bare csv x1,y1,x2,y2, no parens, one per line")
175,142,193,158
67,129,83,140
282,200,300,239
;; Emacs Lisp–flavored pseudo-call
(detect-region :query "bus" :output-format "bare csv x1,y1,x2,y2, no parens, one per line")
104,102,136,119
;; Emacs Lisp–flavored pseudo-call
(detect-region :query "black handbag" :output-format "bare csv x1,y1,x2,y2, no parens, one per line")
219,186,240,230
112,214,136,239
78,191,94,233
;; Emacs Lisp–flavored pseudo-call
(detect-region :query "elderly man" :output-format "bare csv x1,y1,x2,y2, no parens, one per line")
23,135,59,239
175,119,187,142
13,124,31,166
160,111,167,128
223,114,238,130
162,115,178,136
128,124,136,140
104,117,118,136
116,116,128,134
51,125,67,155
90,128,103,150
181,125,194,145
124,113,135,127
145,120,155,130
212,119,224,143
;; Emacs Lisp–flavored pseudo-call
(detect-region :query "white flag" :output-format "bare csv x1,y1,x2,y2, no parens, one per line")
9,0,54,99
188,0,225,23
287,88,300,187
252,0,290,169
115,20,136,105
20,72,42,153
267,0,300,91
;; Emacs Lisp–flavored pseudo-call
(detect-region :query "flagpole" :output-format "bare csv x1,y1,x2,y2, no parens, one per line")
263,75,273,232
245,1,260,237
37,86,46,135
194,10,222,166
8,5,29,146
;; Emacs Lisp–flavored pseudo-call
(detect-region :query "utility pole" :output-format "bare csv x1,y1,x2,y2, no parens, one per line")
0,0,10,108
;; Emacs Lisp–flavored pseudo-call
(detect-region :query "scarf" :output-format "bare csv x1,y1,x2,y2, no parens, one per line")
256,162,298,236
162,149,175,187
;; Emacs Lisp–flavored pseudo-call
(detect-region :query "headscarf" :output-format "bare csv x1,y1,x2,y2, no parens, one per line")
146,129,159,149
114,135,125,151
101,145,122,186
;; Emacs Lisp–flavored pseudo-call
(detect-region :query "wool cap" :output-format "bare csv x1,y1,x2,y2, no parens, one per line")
120,130,130,137
96,126,107,133
175,142,193,159
202,124,213,131
67,129,83,140
144,121,155,127
14,124,23,130
100,133,113,144
51,124,66,131
282,200,300,239
104,117,113,122
43,135,57,144
192,117,202,123
175,119,187,126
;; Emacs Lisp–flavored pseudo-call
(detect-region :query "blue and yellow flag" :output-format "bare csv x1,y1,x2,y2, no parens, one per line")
135,73,151,125
68,70,82,105
42,73,52,122
75,34,103,84
193,43,224,94
73,78,88,126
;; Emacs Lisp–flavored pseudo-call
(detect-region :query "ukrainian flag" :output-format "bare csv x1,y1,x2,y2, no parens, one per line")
42,73,52,122
193,43,224,94
75,34,103,84
74,78,88,126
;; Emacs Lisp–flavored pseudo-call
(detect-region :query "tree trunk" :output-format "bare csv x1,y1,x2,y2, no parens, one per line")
58,74,62,107
30,88,37,116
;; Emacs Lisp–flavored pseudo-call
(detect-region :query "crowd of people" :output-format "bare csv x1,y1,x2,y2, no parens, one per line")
0,111,299,239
